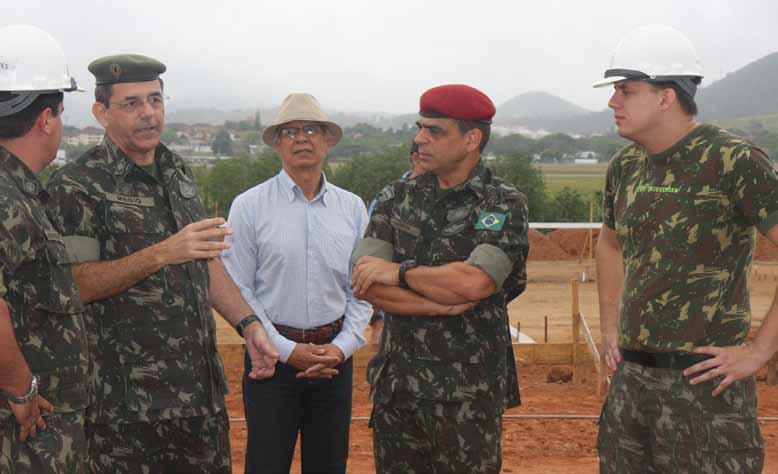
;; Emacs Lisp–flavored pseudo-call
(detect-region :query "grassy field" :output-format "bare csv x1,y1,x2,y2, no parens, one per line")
538,163,608,175
545,175,604,199
540,164,606,199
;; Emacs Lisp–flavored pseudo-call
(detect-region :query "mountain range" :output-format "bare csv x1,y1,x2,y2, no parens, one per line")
122,50,778,136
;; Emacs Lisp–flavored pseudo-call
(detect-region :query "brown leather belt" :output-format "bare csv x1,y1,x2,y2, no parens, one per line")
274,316,344,344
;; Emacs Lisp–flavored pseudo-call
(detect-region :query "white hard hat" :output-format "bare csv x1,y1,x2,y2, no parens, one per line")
0,25,80,117
593,24,703,96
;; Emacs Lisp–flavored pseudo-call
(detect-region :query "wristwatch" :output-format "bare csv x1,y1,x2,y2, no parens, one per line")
235,314,261,338
5,374,39,404
398,259,418,289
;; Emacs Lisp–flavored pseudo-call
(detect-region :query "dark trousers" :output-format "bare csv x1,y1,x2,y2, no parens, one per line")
243,352,353,474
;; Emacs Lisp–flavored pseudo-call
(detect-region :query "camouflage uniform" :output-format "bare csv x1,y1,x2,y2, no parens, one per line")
45,137,230,473
359,164,528,474
0,147,88,474
599,124,778,473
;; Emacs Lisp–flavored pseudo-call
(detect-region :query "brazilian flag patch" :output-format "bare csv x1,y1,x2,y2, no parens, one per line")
475,211,506,231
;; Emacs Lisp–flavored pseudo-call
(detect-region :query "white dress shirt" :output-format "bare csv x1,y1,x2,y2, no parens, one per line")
223,169,372,363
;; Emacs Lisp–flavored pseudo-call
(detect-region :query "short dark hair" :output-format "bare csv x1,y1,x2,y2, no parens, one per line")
0,92,63,139
455,119,491,153
95,78,165,106
649,81,698,116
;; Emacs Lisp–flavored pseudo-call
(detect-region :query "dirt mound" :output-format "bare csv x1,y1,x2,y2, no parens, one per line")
547,229,600,259
528,230,575,261
755,233,778,261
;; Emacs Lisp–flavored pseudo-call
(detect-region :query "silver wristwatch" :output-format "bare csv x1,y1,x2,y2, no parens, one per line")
6,374,39,404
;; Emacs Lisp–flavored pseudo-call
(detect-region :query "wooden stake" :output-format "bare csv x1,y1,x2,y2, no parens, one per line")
571,279,581,384
768,353,778,385
588,201,594,260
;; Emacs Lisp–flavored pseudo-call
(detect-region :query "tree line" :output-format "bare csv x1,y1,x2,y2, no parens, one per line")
193,145,600,223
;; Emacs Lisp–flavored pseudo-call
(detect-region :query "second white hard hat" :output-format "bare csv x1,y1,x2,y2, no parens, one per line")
593,24,703,91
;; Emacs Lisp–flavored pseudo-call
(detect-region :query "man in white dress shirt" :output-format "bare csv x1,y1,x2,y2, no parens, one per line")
223,93,371,474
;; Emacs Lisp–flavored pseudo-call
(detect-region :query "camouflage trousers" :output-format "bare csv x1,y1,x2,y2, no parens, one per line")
86,411,231,474
598,360,764,473
371,392,502,474
0,409,86,474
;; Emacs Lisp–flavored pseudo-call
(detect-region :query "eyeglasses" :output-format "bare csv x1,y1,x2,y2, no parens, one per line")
278,124,324,141
109,94,167,114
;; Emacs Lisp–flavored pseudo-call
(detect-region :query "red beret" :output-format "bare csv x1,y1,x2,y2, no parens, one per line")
419,84,495,123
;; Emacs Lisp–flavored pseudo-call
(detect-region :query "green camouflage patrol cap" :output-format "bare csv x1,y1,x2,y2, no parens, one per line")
88,54,166,85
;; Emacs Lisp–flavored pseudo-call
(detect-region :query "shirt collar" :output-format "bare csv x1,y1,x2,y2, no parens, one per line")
415,161,489,200
102,135,180,184
0,146,49,201
278,168,330,205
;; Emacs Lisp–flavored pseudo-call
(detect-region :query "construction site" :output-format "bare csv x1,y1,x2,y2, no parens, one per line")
216,229,778,473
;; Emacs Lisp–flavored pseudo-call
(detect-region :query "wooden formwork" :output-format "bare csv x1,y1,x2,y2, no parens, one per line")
216,342,595,370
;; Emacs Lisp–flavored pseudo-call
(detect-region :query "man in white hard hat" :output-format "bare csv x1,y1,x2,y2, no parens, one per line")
222,93,371,474
595,24,778,472
0,25,88,473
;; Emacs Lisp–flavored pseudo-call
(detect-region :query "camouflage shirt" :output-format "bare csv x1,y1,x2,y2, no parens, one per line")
46,136,227,424
603,124,778,352
362,164,528,409
0,147,88,416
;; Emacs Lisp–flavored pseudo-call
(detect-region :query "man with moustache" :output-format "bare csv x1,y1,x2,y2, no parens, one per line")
0,25,87,474
222,93,372,474
351,84,528,474
45,54,278,473
594,25,778,473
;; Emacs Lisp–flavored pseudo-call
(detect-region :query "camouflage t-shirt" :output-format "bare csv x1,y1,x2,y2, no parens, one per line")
46,136,227,424
361,164,528,410
603,124,778,352
0,148,88,416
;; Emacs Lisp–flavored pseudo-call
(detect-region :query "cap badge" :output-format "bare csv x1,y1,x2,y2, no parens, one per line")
110,63,122,80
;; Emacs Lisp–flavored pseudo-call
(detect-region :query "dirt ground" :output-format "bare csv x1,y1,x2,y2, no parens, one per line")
217,236,778,473
223,364,778,474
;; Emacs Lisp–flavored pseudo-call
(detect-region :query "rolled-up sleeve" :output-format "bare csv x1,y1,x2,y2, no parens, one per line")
46,171,102,262
350,183,396,265
466,192,529,291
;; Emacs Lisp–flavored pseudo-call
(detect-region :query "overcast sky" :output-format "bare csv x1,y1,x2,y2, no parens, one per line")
5,0,777,125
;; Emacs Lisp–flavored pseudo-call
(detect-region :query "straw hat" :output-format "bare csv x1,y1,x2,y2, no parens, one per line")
262,93,343,146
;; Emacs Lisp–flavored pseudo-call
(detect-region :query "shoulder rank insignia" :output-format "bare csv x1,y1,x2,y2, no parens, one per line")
475,211,506,231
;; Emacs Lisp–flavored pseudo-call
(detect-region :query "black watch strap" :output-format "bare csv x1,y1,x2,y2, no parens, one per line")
398,259,417,289
235,314,261,338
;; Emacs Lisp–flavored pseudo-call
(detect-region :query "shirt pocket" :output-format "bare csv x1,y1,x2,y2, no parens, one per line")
101,202,165,257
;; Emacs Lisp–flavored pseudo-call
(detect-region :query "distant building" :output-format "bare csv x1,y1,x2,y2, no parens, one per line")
575,150,597,159
64,126,104,147
53,149,68,166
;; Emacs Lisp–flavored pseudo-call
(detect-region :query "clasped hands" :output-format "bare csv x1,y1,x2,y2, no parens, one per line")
288,343,344,379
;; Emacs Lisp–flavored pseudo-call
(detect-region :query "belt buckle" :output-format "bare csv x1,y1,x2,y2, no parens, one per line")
301,328,307,343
